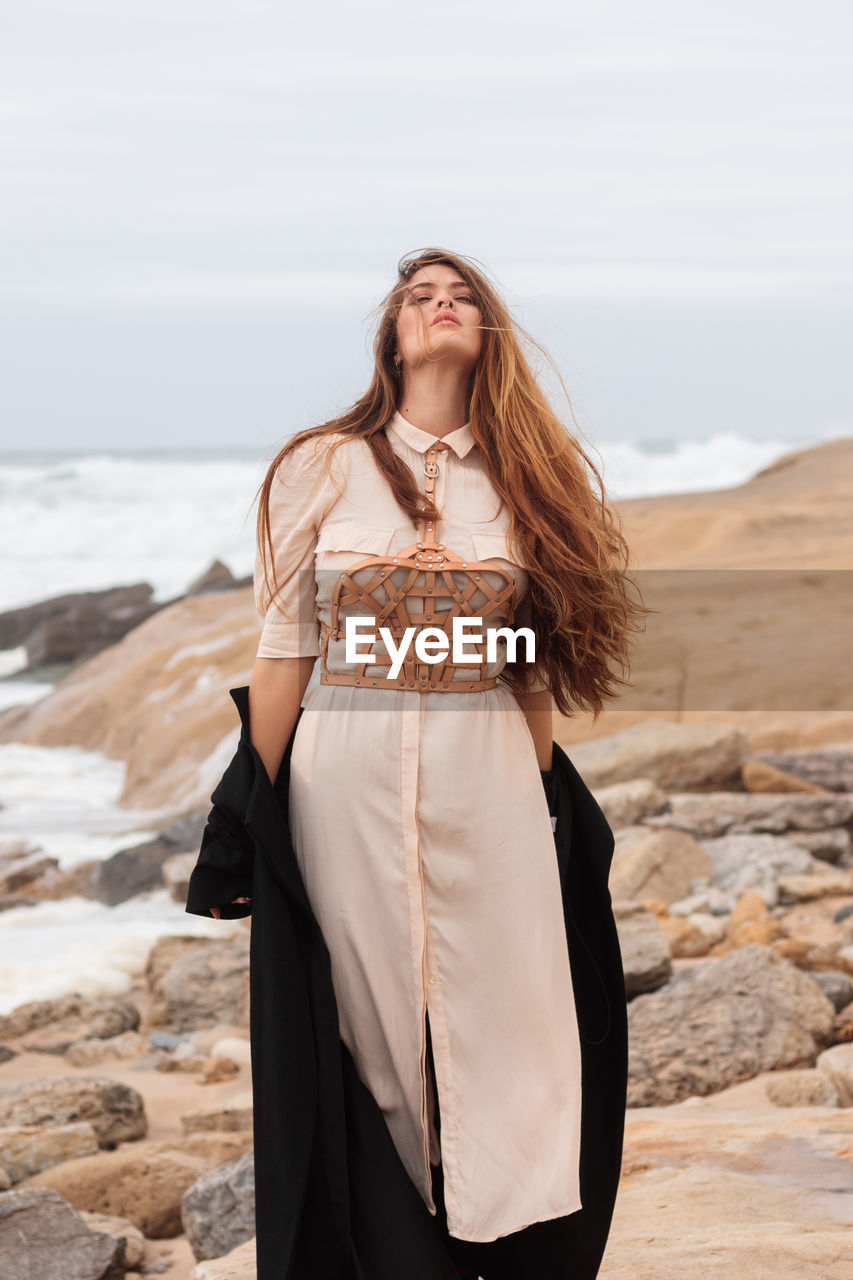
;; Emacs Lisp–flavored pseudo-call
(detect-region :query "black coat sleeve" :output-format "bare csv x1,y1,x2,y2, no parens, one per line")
185,737,256,919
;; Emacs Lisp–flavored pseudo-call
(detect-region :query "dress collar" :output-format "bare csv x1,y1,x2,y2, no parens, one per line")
387,410,476,459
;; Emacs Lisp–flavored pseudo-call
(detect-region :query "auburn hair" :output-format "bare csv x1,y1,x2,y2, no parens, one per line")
256,246,648,719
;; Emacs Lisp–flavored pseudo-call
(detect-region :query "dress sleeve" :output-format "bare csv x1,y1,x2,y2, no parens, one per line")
255,436,341,659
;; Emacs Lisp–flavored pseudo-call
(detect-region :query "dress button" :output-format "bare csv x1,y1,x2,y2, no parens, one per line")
428,975,437,984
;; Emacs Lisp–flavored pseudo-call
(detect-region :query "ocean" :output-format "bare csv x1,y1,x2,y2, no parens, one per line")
0,428,843,1013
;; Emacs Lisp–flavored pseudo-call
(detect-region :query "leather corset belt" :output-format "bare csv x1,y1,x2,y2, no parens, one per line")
319,435,518,692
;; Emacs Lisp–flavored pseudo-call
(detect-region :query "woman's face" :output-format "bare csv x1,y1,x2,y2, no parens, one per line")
394,263,483,375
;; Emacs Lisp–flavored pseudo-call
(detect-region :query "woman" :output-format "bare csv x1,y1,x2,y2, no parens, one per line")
207,247,645,1276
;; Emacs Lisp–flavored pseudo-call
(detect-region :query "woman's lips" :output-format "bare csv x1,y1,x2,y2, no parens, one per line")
432,316,461,327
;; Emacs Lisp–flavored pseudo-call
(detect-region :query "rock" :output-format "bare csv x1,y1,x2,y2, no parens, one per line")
208,1038,251,1071
0,589,259,812
816,1043,853,1105
0,847,59,896
4,858,101,909
89,838,187,907
777,868,853,903
657,913,725,957
0,1121,100,1183
668,885,735,916
741,759,832,793
786,826,852,864
182,1150,255,1261
698,832,816,907
568,721,748,792
21,1133,252,1238
146,938,250,1034
0,1187,127,1280
609,827,713,906
809,970,853,1012
0,995,140,1055
0,583,163,672
186,560,251,597
749,747,853,793
716,891,784,952
590,778,668,828
613,903,672,997
181,1094,253,1136
162,851,199,903
88,811,205,906
627,943,835,1105
643,790,853,839
65,1031,146,1067
604,1100,853,1279
79,1211,145,1268
764,1068,842,1106
190,1237,256,1279
0,1076,147,1148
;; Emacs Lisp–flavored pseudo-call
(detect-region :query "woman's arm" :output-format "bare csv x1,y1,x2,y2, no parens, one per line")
513,685,554,771
248,654,316,783
209,654,315,921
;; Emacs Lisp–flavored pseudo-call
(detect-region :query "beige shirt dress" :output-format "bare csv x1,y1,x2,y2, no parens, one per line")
254,410,583,1243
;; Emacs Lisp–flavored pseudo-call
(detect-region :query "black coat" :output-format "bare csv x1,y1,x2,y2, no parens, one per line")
185,685,627,1280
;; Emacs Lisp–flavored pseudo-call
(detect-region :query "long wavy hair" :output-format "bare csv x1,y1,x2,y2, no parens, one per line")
256,246,648,719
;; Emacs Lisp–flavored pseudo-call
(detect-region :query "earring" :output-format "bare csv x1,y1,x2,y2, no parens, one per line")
394,357,403,372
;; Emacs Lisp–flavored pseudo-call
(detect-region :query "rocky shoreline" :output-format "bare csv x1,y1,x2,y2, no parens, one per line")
2,718,853,1276
1,435,852,1277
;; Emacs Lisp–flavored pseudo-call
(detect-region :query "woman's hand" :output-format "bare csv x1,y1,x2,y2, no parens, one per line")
210,896,251,920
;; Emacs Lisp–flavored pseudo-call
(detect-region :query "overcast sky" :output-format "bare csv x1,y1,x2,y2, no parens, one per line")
1,0,851,451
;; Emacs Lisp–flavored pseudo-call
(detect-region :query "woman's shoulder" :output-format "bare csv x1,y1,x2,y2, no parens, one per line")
271,430,354,487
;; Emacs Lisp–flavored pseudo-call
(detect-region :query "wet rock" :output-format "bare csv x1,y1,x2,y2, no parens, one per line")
0,583,162,672
88,813,206,906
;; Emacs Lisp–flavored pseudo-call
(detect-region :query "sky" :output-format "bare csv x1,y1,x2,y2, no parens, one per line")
1,0,851,452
